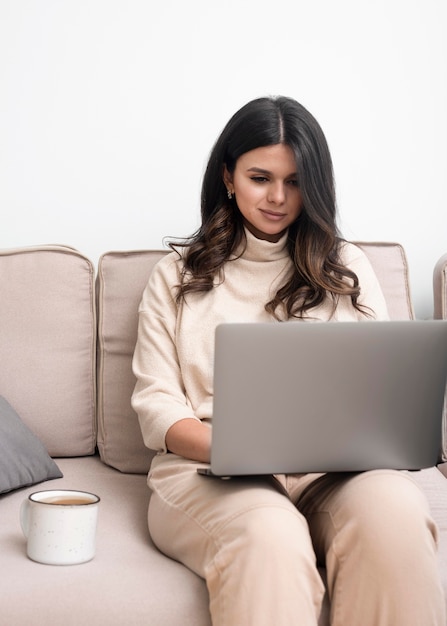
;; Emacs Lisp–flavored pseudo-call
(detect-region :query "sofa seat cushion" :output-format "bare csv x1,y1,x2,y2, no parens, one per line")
3,460,447,625
1,456,211,626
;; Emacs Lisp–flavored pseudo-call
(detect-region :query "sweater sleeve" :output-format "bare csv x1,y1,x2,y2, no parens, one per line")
131,253,200,454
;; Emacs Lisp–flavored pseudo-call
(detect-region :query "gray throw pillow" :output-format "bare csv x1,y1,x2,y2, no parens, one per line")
0,396,63,494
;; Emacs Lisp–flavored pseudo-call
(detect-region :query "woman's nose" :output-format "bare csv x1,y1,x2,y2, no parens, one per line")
268,183,286,205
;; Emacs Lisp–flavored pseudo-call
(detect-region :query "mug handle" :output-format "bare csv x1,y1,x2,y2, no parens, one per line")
20,499,30,538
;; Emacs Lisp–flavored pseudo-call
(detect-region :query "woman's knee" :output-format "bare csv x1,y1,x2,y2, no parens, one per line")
317,470,438,566
208,504,325,622
347,471,435,538
301,471,437,559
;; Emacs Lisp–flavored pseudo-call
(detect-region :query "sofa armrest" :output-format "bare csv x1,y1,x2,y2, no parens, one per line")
434,253,447,320
433,253,447,463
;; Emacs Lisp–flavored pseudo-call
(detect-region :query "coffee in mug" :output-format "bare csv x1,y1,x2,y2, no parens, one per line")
40,495,94,505
20,489,100,565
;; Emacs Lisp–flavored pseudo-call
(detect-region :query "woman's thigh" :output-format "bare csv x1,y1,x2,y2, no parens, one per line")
148,456,326,625
292,469,444,625
293,469,437,562
148,455,315,576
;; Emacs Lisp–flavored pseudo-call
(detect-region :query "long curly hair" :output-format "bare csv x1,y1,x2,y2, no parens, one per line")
170,96,366,319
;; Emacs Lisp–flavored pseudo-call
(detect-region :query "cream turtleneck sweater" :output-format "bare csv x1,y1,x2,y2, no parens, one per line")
132,229,389,454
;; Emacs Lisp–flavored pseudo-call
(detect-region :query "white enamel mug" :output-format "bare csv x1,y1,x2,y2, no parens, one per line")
20,489,100,565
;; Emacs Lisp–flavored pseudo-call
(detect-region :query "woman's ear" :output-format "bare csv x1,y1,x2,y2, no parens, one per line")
222,165,233,193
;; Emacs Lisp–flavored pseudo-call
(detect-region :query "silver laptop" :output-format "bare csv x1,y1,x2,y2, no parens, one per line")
200,320,447,477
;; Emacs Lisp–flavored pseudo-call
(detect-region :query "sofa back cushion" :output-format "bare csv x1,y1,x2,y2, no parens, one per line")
96,242,413,474
96,251,167,473
0,246,96,457
355,242,414,320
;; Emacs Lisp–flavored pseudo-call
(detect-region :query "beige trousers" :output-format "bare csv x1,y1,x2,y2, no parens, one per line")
148,454,445,626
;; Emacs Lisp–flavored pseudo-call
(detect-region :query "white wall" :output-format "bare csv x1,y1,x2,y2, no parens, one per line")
1,0,446,318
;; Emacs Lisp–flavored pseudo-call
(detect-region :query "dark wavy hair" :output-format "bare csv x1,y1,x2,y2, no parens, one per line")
170,95,366,319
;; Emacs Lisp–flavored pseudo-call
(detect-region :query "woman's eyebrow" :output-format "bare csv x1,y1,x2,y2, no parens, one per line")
247,166,298,177
247,167,271,174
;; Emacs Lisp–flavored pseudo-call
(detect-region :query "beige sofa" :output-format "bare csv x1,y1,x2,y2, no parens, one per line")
1,242,447,626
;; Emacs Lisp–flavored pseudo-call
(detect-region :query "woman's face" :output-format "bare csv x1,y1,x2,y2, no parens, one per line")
223,143,303,242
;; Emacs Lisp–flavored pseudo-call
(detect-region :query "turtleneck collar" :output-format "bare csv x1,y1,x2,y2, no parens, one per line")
235,227,290,262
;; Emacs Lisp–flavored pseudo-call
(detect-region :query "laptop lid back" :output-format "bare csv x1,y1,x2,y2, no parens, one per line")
210,321,447,475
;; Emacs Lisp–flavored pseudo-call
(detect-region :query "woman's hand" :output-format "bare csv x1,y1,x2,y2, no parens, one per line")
165,418,211,463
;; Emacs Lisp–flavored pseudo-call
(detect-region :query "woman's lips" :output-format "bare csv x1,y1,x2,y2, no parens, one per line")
259,209,286,221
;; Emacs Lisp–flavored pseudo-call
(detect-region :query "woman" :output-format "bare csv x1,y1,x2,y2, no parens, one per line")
132,96,444,625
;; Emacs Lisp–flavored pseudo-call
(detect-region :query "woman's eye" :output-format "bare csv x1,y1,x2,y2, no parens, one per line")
250,176,269,183
288,179,299,187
